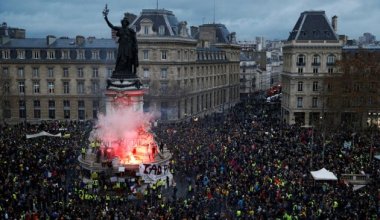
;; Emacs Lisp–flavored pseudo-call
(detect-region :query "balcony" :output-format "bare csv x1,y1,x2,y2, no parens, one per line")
326,62,335,66
312,62,321,66
296,62,305,66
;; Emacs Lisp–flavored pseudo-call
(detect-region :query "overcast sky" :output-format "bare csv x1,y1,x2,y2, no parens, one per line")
1,0,379,41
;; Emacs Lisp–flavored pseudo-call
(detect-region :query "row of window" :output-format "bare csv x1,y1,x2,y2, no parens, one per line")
12,80,100,94
2,67,109,79
3,100,99,120
297,81,320,92
1,49,115,60
297,54,336,66
296,97,319,108
297,67,334,74
141,49,228,62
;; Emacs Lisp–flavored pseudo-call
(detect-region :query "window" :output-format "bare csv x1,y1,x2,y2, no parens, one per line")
91,81,99,93
33,100,41,119
313,68,318,74
161,50,167,60
19,81,25,93
91,50,100,60
63,68,69,77
92,68,99,78
143,68,150,78
312,81,319,91
3,100,11,118
106,50,114,60
2,67,9,77
328,68,334,74
63,81,70,94
298,68,303,74
158,25,165,35
161,68,168,79
32,67,39,78
297,81,303,91
33,50,40,59
160,82,168,94
62,50,70,59
177,50,181,60
2,50,10,59
48,100,55,119
144,26,149,35
48,81,55,94
77,68,84,78
143,50,149,60
77,81,85,94
78,100,85,120
297,54,305,66
297,97,303,108
77,50,85,60
33,81,40,94
312,55,320,65
18,67,24,78
19,100,26,118
17,50,25,59
63,100,70,119
48,68,54,78
312,97,318,108
93,100,99,119
3,82,9,93
107,68,113,78
48,50,55,59
327,54,335,65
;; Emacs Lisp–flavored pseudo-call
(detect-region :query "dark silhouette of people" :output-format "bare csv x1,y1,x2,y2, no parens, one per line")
103,5,139,79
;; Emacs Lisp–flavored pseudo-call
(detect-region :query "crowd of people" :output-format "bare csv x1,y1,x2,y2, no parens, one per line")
0,93,379,219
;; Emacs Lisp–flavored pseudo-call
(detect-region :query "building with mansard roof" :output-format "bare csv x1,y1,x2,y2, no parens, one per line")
0,9,240,123
281,11,343,125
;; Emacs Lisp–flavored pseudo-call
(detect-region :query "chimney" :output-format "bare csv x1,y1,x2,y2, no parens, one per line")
76,35,85,46
46,35,56,46
2,22,8,36
332,15,338,32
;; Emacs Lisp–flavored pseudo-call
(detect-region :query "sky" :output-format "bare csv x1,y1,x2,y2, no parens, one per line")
1,0,379,41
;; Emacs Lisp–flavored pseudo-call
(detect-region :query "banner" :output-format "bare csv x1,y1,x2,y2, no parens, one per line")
138,161,171,183
26,131,62,139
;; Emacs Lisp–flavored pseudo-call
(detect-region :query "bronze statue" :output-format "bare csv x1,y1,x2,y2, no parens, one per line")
103,4,139,79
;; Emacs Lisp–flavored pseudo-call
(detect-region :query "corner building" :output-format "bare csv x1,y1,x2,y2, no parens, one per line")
281,11,343,125
132,9,240,121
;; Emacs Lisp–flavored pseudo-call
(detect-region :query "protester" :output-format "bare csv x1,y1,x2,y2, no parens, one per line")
0,92,378,219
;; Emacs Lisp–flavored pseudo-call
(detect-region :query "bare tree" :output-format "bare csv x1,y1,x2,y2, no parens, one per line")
323,48,380,130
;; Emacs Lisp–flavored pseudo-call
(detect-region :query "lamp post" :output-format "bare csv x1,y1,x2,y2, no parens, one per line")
320,116,325,163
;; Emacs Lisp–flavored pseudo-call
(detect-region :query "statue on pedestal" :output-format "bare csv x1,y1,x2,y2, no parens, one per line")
103,4,139,80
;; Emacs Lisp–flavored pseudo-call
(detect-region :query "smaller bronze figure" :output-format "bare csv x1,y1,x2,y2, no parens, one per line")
103,4,139,79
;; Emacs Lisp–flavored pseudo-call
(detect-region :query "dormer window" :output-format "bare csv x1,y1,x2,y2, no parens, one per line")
77,50,85,60
91,50,99,60
47,50,55,59
144,26,149,35
62,50,70,59
158,26,165,36
33,50,40,59
1,50,10,59
17,50,25,59
313,30,320,37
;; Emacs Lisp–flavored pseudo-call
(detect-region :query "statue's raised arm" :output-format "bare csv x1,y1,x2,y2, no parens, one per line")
103,4,117,30
102,4,139,80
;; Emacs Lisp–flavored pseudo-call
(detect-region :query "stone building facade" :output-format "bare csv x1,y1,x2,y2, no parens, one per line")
0,9,240,123
281,11,343,125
